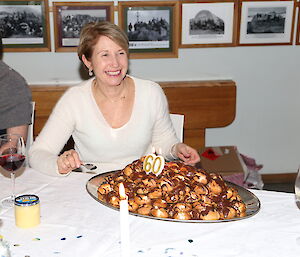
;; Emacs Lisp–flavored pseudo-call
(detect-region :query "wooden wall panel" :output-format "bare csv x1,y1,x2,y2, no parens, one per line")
160,80,236,149
30,80,236,149
160,81,236,128
30,86,68,137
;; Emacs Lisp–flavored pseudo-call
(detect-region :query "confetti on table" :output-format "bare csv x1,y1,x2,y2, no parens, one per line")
164,248,175,254
13,244,20,247
135,246,200,257
32,238,41,241
53,251,61,254
188,239,193,243
76,235,82,238
60,237,66,241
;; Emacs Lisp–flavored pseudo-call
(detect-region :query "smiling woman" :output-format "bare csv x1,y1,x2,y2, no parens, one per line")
28,21,200,177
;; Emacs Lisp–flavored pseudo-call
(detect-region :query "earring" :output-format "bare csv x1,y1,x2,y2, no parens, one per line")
88,69,93,76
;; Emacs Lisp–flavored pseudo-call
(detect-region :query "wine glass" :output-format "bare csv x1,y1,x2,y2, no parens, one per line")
0,134,26,208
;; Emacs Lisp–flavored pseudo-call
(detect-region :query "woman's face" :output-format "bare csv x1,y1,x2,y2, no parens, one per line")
83,36,128,87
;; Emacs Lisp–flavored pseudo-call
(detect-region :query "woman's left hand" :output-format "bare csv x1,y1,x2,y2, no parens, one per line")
173,143,200,165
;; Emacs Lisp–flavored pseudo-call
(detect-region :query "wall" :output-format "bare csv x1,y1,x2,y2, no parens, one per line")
3,1,300,174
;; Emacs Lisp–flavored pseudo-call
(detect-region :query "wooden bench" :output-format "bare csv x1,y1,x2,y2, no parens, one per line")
30,80,236,149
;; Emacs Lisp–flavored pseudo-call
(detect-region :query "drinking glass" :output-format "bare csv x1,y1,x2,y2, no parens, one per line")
0,134,26,207
295,166,300,207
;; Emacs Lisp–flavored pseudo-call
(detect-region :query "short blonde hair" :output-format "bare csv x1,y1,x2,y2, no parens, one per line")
77,21,129,62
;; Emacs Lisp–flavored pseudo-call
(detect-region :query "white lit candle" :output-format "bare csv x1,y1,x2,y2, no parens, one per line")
119,183,130,257
151,145,156,154
157,147,162,156
143,150,165,176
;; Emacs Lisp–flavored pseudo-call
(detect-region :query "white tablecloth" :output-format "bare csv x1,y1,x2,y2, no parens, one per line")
1,168,300,257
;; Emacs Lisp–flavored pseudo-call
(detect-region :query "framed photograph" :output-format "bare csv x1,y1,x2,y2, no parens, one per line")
118,1,179,59
238,0,296,46
180,0,238,48
295,2,300,44
53,2,114,52
0,0,50,52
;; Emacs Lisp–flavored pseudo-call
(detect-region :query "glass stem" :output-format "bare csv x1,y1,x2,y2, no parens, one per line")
11,172,15,202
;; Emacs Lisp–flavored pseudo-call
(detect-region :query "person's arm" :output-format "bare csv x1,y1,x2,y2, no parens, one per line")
170,143,200,165
149,83,179,158
7,125,28,141
150,83,200,165
28,89,76,176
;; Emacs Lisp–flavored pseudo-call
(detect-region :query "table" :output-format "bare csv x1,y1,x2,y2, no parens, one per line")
1,167,300,257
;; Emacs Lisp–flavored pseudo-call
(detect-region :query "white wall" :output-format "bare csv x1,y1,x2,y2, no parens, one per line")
3,0,300,174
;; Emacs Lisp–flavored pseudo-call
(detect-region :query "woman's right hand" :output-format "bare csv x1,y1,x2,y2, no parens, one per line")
57,149,81,174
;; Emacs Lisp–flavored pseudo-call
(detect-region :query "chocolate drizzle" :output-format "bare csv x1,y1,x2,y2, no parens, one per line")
97,157,246,220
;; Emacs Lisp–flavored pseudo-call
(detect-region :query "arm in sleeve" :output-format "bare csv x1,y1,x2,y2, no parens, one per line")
28,90,76,176
150,84,179,160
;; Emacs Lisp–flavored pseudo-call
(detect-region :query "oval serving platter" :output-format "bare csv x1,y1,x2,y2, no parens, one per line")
86,170,261,223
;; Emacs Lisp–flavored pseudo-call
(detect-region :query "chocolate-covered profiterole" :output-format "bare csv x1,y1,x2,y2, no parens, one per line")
97,157,246,220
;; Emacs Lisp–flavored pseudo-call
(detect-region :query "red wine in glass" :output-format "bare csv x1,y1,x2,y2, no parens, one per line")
0,153,26,172
0,134,26,208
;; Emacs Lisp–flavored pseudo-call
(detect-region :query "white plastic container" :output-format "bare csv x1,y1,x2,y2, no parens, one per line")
14,194,40,228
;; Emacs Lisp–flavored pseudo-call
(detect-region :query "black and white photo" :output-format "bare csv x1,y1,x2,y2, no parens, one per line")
119,1,179,59
247,7,286,34
126,9,170,49
61,9,106,40
239,0,295,45
0,5,43,41
181,1,236,47
189,10,225,36
53,2,114,52
0,0,50,52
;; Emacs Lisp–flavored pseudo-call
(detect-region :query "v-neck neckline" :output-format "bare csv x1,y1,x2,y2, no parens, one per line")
89,76,136,130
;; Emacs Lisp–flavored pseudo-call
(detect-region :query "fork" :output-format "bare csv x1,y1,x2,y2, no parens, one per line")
73,163,97,174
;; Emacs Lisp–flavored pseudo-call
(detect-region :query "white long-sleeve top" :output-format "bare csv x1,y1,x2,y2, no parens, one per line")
29,76,179,176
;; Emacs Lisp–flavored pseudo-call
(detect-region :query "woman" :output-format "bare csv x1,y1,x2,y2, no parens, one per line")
29,21,200,176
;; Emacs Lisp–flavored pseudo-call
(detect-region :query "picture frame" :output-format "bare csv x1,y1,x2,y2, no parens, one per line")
180,0,238,48
53,2,114,52
118,1,179,59
295,2,300,45
0,0,50,52
238,0,296,46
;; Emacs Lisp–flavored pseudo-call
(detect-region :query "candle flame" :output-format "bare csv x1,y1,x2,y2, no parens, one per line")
157,147,162,155
119,183,127,200
151,146,156,154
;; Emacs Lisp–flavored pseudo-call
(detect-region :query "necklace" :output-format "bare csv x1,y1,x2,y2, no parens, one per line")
94,79,127,103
